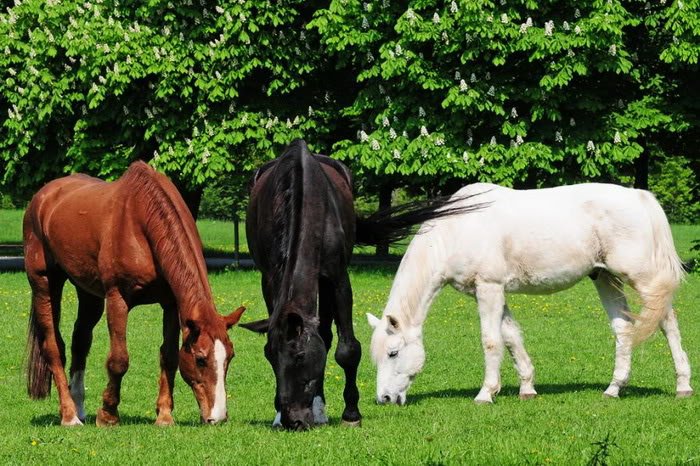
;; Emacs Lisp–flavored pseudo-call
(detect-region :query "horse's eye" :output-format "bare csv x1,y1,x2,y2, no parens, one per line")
196,356,207,367
388,350,399,359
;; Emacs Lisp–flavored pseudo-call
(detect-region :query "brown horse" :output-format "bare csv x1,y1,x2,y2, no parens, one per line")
24,161,245,426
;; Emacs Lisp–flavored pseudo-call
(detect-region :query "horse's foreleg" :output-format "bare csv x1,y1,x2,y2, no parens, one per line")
659,309,693,397
261,275,282,428
155,305,179,426
97,292,129,427
29,272,80,425
475,283,506,404
69,290,104,423
501,306,536,400
332,273,361,427
314,277,335,426
594,273,633,398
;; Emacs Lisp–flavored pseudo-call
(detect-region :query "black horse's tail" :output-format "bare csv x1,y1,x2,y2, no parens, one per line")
355,193,487,246
27,304,51,399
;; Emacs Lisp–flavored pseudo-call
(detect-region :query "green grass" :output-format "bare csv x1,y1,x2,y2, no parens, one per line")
1,268,699,464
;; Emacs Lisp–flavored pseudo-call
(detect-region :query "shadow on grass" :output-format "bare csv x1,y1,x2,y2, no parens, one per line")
244,416,344,430
29,413,206,427
409,383,667,404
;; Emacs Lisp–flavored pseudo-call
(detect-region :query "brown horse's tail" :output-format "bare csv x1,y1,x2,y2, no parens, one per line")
26,305,51,399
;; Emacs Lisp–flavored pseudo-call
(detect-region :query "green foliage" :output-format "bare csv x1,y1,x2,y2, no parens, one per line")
199,172,250,220
649,154,700,224
0,192,16,210
1,0,698,200
311,0,699,186
0,0,333,196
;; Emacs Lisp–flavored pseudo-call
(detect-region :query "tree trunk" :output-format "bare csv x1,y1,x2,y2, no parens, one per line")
634,149,649,190
375,184,392,257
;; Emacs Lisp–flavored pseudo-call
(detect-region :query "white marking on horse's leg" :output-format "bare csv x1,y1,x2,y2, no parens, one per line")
312,396,328,425
69,370,86,421
474,284,505,404
209,340,227,422
594,275,633,398
501,307,537,399
272,411,282,428
660,310,693,396
61,415,83,426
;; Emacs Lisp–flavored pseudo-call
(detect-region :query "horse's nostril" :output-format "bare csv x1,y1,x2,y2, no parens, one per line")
382,395,391,403
293,420,305,431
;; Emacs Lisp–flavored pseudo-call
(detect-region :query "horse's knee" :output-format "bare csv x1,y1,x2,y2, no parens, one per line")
481,337,503,353
335,338,361,369
107,354,129,376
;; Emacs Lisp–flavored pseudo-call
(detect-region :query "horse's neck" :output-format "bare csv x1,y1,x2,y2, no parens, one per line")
383,232,446,327
140,198,213,315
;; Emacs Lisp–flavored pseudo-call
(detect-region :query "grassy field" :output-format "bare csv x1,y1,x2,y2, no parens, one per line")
1,264,700,464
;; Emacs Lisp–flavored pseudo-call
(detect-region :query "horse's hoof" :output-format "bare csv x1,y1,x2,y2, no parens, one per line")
676,390,693,398
602,392,619,399
61,416,83,427
341,419,361,428
474,399,493,405
96,409,120,427
155,414,175,426
519,393,537,401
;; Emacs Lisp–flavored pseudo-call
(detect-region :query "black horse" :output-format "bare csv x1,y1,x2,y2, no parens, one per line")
241,140,482,430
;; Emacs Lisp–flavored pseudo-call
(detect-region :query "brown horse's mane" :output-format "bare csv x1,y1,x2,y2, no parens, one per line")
120,162,213,316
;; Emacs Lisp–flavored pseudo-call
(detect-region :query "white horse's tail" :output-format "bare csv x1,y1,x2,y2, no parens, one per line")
633,191,686,345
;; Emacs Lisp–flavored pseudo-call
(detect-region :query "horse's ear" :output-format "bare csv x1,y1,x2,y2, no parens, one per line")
239,319,270,334
367,313,381,330
225,306,246,330
184,319,201,345
285,312,304,341
387,315,400,331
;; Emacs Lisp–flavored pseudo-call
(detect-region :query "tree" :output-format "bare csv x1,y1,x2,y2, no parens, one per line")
310,0,699,189
0,0,335,213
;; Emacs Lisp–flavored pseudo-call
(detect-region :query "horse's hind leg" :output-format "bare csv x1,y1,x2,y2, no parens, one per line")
27,269,80,425
659,309,692,397
501,305,536,400
593,272,634,398
332,272,362,426
474,283,506,404
96,291,130,427
69,289,105,422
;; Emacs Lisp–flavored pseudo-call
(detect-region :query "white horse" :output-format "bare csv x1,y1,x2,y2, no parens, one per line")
367,183,691,405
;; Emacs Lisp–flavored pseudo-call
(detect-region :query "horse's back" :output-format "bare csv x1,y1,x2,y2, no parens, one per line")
439,183,676,292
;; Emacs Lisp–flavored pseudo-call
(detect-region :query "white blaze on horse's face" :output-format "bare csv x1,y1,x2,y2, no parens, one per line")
210,339,228,422
367,313,425,405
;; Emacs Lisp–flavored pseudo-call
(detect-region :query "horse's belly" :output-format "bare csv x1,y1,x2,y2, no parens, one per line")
504,268,589,294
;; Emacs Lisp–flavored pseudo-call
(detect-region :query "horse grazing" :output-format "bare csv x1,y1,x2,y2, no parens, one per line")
241,139,481,430
368,182,691,405
24,161,245,426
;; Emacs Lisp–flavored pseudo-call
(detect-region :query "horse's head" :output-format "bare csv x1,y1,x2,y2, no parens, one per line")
367,313,425,405
178,306,245,424
242,311,327,431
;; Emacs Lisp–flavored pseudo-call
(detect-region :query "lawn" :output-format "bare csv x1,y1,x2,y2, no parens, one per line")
1,265,699,464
